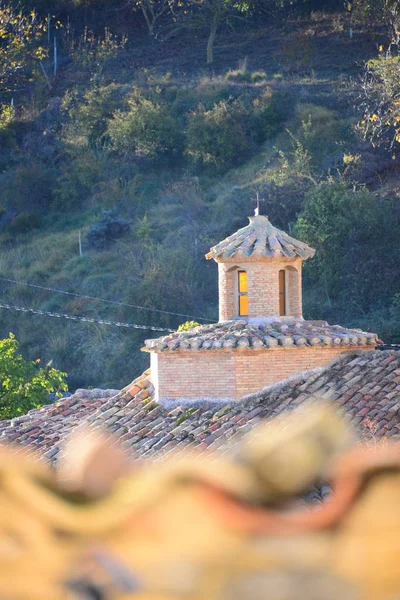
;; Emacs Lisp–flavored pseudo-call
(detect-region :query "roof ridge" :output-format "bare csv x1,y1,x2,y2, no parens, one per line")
145,319,380,353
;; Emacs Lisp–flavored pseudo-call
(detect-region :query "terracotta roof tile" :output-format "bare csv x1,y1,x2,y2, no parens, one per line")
0,352,399,464
205,215,315,261
144,318,380,352
0,387,121,455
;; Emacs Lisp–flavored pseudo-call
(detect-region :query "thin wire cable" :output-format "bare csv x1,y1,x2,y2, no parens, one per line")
0,302,174,332
0,276,211,322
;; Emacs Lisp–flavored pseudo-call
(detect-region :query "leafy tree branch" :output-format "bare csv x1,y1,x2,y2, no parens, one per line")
0,333,67,419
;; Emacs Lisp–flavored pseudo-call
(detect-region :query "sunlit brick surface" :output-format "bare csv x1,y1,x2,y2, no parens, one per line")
154,346,374,400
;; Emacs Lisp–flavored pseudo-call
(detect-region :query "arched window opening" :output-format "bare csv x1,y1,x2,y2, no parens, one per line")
279,270,286,316
238,270,248,316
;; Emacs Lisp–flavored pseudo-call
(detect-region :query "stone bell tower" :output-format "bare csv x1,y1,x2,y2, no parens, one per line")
145,211,378,402
206,215,316,322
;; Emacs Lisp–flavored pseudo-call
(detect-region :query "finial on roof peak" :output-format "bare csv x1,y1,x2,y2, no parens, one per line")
251,191,266,216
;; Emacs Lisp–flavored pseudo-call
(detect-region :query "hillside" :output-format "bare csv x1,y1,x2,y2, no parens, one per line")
1,3,400,390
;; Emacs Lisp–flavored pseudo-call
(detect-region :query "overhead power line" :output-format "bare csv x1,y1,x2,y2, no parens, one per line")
0,276,211,322
0,302,174,332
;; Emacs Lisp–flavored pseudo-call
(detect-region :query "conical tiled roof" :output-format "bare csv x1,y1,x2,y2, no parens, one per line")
206,215,316,261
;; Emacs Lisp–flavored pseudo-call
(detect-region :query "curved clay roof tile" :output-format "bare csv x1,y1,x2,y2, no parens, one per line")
206,215,316,261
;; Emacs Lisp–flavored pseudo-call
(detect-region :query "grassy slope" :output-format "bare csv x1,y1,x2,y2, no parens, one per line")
0,12,396,390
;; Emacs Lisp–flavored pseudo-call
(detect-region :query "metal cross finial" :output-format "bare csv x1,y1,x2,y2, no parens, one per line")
251,192,266,216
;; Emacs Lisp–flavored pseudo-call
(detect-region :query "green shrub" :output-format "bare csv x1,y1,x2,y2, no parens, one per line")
185,98,250,170
64,83,128,147
294,103,353,168
54,150,111,210
225,68,251,82
249,89,287,143
68,27,127,79
107,95,182,160
0,161,56,213
86,210,131,250
172,80,232,115
295,181,400,316
251,71,267,83
177,320,200,331
225,69,267,83
357,53,400,154
8,211,41,234
0,104,16,152
136,214,154,247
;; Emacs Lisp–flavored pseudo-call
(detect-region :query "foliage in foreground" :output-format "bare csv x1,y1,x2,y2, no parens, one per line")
0,333,67,419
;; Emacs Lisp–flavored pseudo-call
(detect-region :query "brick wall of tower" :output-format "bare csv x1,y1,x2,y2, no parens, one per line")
248,263,280,317
286,262,303,317
218,258,303,320
151,346,373,401
233,346,371,397
218,263,236,322
154,351,236,401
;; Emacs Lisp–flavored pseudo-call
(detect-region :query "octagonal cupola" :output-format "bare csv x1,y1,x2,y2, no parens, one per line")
206,215,315,321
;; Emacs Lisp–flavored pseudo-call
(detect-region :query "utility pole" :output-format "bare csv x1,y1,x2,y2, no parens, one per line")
54,36,58,77
40,61,52,90
79,231,83,257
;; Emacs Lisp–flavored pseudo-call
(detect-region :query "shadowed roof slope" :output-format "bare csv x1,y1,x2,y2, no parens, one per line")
0,351,399,463
205,215,316,261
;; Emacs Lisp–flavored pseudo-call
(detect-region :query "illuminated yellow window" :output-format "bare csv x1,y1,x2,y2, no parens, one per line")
238,270,248,293
238,270,248,316
239,295,248,316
